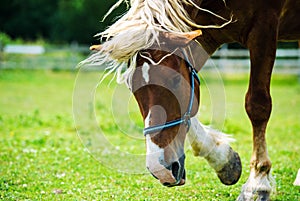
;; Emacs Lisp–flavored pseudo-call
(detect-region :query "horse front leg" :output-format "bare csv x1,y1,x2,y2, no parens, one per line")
238,13,279,201
188,117,242,185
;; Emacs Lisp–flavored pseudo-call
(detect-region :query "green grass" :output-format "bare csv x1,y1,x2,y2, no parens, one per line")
0,69,300,200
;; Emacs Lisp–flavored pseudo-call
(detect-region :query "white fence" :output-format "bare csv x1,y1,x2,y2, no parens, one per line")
0,45,89,70
1,44,300,76
205,47,300,75
3,45,45,54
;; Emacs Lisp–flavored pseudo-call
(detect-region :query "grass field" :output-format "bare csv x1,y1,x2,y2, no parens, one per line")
0,69,300,200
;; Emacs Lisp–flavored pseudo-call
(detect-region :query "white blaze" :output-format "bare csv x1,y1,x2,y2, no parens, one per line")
145,110,163,160
144,110,176,184
142,62,150,84
144,110,151,128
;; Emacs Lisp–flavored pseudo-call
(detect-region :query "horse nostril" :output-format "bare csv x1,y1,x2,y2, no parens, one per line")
171,161,180,179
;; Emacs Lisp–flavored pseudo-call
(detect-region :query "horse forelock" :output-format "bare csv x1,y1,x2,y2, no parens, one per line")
80,0,232,86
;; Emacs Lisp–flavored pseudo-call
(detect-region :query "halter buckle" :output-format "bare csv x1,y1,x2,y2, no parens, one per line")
183,113,191,130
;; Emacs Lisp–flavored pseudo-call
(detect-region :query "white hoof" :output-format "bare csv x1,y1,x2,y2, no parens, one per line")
237,171,275,201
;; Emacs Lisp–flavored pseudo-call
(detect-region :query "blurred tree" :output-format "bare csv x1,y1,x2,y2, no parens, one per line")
0,0,59,40
0,0,127,44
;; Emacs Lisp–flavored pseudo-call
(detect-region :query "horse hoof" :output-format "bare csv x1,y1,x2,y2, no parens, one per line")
217,147,242,185
236,190,270,201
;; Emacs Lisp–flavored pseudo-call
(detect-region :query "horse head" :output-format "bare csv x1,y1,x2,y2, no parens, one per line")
129,31,201,186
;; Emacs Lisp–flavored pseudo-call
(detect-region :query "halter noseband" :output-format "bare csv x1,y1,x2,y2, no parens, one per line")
143,49,200,136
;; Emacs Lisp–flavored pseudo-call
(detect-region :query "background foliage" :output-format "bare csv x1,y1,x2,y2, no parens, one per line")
0,1,298,48
0,0,126,44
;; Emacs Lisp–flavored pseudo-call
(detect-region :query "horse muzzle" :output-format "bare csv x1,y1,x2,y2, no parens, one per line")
147,154,186,187
164,159,186,187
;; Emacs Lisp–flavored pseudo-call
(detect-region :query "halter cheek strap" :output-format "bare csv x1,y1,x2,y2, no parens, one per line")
143,49,200,136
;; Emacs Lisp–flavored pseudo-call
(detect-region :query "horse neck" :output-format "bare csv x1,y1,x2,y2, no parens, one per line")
185,0,203,20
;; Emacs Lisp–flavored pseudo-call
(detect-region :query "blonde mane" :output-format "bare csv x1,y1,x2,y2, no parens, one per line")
80,0,231,84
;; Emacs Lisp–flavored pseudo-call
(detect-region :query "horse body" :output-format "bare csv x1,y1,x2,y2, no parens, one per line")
187,1,300,200
195,0,300,48
85,1,300,200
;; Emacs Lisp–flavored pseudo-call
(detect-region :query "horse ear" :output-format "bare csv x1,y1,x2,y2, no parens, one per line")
89,30,202,51
90,44,102,51
162,30,202,46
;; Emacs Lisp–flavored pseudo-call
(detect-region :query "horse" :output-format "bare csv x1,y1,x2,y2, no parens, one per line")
83,0,300,200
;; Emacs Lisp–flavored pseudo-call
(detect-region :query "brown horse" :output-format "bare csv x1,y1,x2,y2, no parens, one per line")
84,0,300,200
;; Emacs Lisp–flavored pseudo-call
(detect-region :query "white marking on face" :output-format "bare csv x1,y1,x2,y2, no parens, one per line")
145,132,165,174
142,62,150,84
144,110,151,128
144,110,162,156
144,110,176,183
146,134,176,184
146,134,163,155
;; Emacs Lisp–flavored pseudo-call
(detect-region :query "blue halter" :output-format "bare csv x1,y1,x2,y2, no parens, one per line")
143,49,200,136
